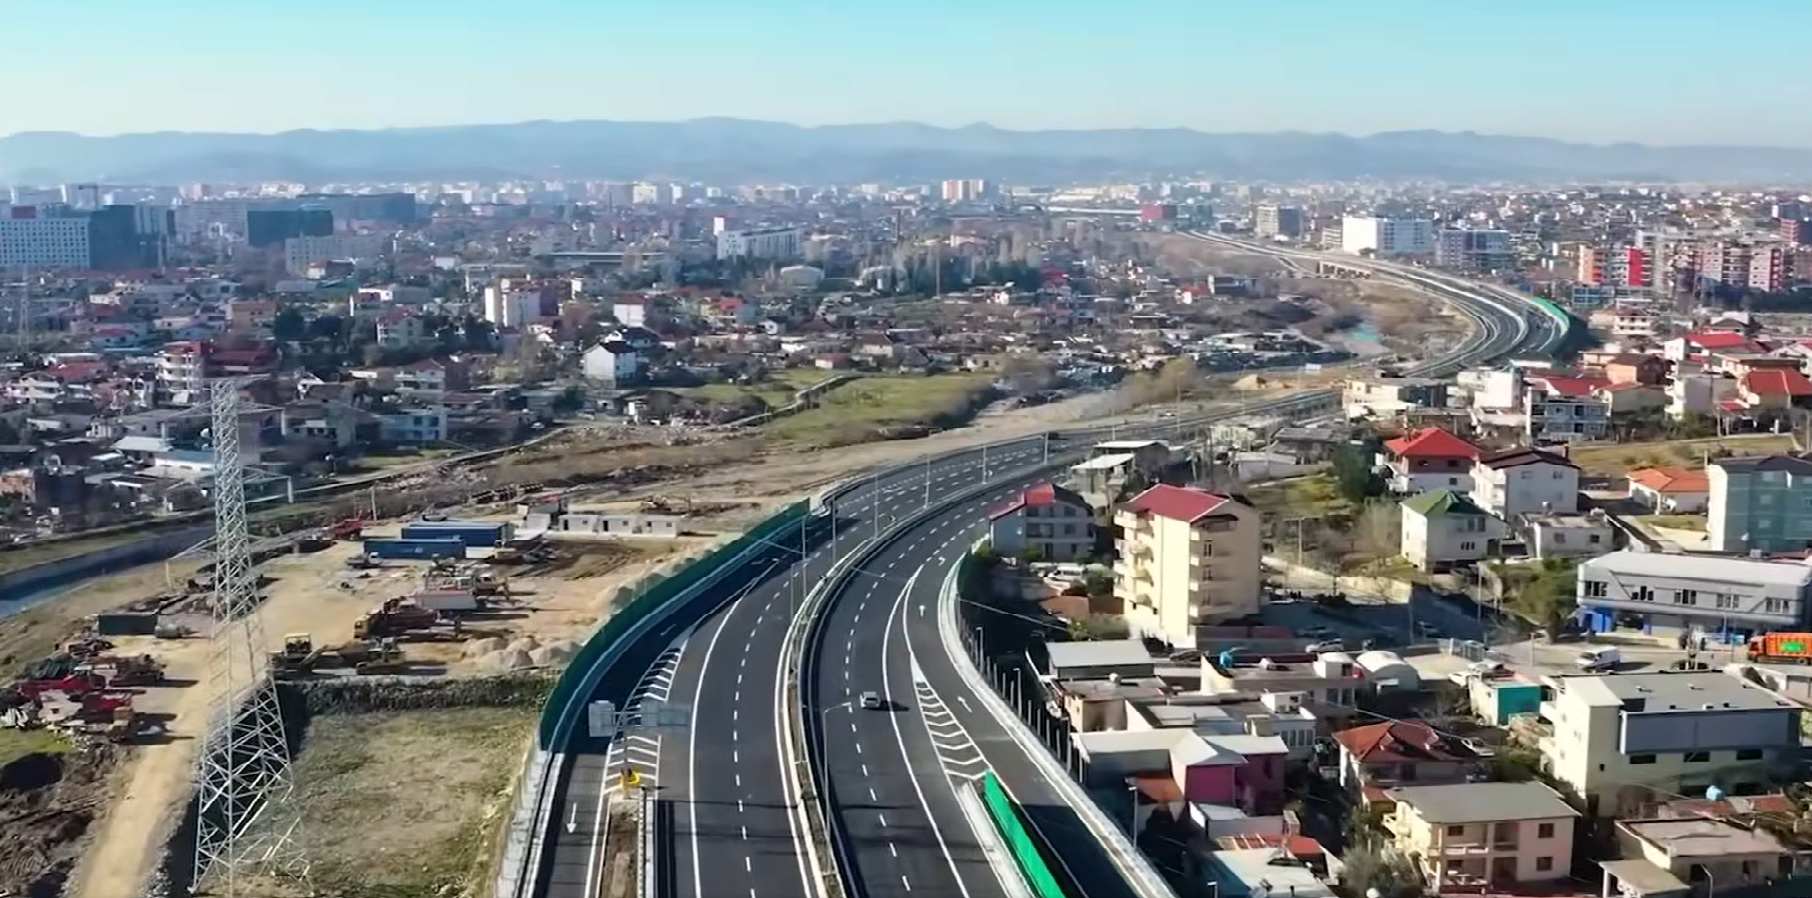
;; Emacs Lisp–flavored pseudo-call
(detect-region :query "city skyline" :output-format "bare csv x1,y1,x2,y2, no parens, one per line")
7,0,1812,146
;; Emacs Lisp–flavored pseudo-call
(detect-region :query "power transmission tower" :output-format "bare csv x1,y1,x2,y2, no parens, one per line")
192,379,309,895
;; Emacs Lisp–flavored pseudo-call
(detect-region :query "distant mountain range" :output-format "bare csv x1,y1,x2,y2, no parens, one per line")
4,119,1812,185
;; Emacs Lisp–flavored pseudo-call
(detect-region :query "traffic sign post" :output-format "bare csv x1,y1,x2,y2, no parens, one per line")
587,698,691,739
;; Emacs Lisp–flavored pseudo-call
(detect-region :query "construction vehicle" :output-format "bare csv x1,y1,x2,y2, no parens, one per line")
354,639,407,675
82,654,166,687
326,518,365,541
352,599,442,640
1747,632,1812,663
14,672,109,700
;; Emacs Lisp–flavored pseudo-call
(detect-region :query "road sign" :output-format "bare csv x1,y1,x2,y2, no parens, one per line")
637,699,691,731
587,700,617,738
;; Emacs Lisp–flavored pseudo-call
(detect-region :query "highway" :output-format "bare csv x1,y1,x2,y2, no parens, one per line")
534,440,1052,898
536,233,1561,898
801,242,1560,898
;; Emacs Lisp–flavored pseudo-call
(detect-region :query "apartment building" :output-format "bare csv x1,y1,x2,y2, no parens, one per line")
1435,228,1513,273
1577,245,1650,288
1339,216,1435,256
1707,454,1812,554
1400,489,1505,572
1538,672,1800,815
1575,550,1812,637
1522,376,1611,442
1470,447,1580,522
1253,203,1304,238
988,481,1096,562
1114,484,1262,649
715,226,803,261
1385,782,1578,893
1344,376,1449,417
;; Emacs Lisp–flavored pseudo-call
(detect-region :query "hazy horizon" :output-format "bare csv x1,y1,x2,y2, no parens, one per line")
7,0,1811,146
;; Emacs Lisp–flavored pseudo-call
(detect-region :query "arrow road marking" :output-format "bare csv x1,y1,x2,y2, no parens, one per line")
568,803,578,834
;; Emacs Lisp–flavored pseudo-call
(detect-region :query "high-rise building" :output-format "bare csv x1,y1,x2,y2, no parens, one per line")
1779,218,1812,247
1577,246,1649,288
1339,216,1434,256
1253,204,1304,238
295,192,418,224
0,207,90,269
1434,228,1514,273
246,208,334,248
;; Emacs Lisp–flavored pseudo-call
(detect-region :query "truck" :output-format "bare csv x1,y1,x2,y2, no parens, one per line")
401,520,513,548
353,599,443,639
1747,632,1812,663
363,538,466,561
412,588,479,614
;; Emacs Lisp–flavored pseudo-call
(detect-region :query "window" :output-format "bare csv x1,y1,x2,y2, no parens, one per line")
1536,857,1554,872
1460,541,1477,552
1584,580,1608,599
1633,586,1655,603
1589,533,1602,544
1736,749,1764,761
1766,597,1791,615
1717,594,1738,610
1684,751,1710,763
1676,590,1698,606
1629,754,1657,765
1446,824,1465,836
1537,822,1555,838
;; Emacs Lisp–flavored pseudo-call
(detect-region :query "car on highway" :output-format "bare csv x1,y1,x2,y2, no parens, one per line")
859,691,884,710
1306,639,1345,653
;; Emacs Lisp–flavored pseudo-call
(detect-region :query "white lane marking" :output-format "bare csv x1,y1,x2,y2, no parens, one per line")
890,843,899,858
689,561,779,898
879,813,888,827
883,565,975,898
745,857,753,872
902,875,913,892
742,825,749,840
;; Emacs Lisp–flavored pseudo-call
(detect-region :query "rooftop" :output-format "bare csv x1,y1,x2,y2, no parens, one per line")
1046,638,1153,671
1558,671,1796,712
1122,484,1236,524
1581,550,1812,589
1389,781,1577,824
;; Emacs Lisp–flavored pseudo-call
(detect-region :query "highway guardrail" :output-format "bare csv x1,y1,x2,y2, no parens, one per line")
979,772,1066,898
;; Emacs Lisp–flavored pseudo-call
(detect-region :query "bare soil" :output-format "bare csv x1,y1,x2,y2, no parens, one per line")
0,745,117,898
223,707,538,898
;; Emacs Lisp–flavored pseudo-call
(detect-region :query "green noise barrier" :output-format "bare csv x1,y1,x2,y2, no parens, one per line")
979,771,1068,898
538,500,809,748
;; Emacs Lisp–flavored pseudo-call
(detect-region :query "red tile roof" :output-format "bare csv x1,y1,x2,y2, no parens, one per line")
1332,719,1467,764
1741,368,1812,398
989,481,1088,520
1122,484,1234,523
1628,466,1709,493
1382,426,1477,460
1687,330,1761,351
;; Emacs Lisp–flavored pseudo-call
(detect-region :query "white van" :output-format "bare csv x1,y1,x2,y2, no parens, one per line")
1577,646,1621,671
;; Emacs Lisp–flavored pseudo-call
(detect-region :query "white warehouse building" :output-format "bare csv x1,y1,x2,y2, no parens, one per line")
1340,216,1435,257
716,226,803,261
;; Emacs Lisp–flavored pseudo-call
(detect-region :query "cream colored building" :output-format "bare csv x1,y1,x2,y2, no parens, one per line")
1605,816,1812,896
1114,484,1261,649
1386,782,1578,893
1538,672,1799,816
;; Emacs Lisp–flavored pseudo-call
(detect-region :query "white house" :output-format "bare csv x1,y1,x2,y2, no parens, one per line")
582,342,643,386
1400,490,1504,572
989,481,1095,562
1470,447,1579,523
1626,467,1709,514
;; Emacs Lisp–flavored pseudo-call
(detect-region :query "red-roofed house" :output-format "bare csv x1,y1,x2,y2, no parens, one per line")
989,481,1095,562
1735,368,1812,412
1331,719,1486,809
1379,426,1479,494
1665,330,1769,364
1626,466,1710,513
1524,375,1611,442
1114,485,1261,647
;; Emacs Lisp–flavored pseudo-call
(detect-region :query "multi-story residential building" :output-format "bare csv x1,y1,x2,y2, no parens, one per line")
1470,447,1579,522
1610,814,1812,896
482,285,545,328
376,406,448,446
1733,367,1812,412
156,340,209,400
1252,203,1304,239
1385,782,1578,893
1434,228,1513,273
1522,376,1610,442
1340,216,1435,256
374,309,428,348
1578,245,1649,288
1114,484,1262,649
580,341,644,386
1343,376,1449,417
393,358,470,396
1708,454,1812,554
1575,550,1812,638
282,233,392,276
1749,243,1793,293
1538,671,1800,815
1400,489,1504,572
715,226,803,261
988,481,1096,562
1332,719,1488,809
1378,426,1478,494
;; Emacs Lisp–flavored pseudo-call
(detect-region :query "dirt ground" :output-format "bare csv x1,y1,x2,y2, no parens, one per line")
0,746,117,898
228,706,539,898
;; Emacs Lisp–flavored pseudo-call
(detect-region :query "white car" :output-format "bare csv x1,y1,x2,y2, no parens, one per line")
859,691,884,710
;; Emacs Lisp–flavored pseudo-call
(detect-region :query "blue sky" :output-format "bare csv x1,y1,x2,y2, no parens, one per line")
3,0,1805,145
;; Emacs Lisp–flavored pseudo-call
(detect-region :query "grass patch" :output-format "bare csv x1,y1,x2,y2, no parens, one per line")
0,530,141,577
676,368,835,408
351,448,458,471
269,706,537,898
1247,474,1355,525
1631,514,1708,532
1567,434,1796,477
0,728,71,766
764,372,996,447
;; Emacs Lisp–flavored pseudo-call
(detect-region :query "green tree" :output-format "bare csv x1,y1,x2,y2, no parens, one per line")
272,306,307,342
1511,558,1579,631
1331,443,1384,503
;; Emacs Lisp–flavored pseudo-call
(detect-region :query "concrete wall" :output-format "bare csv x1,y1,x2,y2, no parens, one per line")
0,523,212,601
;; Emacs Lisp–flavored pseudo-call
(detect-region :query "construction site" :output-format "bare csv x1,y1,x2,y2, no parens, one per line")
0,386,1109,898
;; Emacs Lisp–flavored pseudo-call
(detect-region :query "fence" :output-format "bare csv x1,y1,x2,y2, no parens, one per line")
535,499,810,749
978,771,1067,898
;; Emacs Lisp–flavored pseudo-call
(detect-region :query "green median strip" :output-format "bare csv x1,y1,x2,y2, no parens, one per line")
979,771,1068,898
